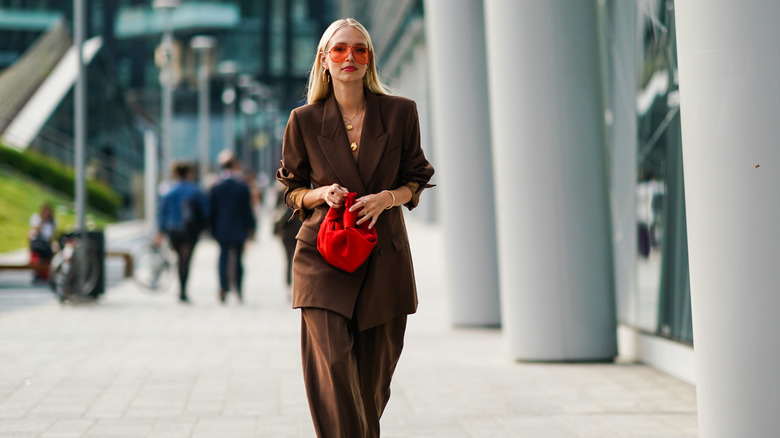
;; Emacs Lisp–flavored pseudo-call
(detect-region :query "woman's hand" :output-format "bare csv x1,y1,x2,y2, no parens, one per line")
351,191,394,229
322,183,349,209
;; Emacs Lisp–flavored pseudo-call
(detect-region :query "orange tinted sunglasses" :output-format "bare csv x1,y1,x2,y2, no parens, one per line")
325,45,371,64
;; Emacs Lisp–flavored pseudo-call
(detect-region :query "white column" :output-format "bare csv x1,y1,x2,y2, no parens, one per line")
484,1,616,360
424,0,500,326
676,2,780,436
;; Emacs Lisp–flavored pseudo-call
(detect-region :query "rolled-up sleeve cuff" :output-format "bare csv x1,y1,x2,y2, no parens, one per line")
402,182,422,210
288,187,312,221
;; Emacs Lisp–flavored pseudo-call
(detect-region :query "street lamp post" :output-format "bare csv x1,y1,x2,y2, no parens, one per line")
251,84,272,177
263,98,279,180
154,0,179,182
237,74,258,171
74,0,87,292
190,35,216,181
218,60,239,154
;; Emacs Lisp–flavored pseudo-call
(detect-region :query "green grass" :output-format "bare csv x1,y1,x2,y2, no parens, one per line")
0,167,115,253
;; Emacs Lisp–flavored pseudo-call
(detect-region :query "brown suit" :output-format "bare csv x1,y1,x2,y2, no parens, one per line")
276,89,434,437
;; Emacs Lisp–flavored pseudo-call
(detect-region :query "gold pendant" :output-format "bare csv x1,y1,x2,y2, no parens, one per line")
350,142,358,151
346,124,353,131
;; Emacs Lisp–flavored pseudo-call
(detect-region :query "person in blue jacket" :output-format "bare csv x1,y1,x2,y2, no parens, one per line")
155,161,209,303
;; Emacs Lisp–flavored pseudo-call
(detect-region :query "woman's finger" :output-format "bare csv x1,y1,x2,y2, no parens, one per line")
356,209,378,226
350,197,368,212
349,201,364,212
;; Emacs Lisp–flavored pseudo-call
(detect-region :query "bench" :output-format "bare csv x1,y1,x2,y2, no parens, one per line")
0,252,133,278
0,262,51,282
106,251,133,278
0,262,50,272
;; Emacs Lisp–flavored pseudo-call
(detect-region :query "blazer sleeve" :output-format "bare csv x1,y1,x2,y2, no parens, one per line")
399,102,435,210
276,109,314,220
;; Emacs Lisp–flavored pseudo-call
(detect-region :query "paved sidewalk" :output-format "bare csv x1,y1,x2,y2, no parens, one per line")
0,215,698,437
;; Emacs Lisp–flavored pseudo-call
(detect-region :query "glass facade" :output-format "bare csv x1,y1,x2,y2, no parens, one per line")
603,0,692,344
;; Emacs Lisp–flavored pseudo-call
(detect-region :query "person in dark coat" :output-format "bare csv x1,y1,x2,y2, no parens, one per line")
209,150,257,303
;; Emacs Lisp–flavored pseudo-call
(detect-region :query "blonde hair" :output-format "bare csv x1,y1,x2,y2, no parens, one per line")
306,18,390,104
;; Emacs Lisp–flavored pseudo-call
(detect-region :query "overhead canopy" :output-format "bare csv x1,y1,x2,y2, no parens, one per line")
0,9,62,31
115,2,240,38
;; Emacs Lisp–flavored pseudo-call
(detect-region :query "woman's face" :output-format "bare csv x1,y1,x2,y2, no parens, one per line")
322,26,370,86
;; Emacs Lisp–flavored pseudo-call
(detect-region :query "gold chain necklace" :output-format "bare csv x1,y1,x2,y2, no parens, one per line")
341,103,366,151
342,104,366,131
346,125,362,151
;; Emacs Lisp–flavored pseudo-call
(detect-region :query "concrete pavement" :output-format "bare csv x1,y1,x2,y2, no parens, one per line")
0,214,698,437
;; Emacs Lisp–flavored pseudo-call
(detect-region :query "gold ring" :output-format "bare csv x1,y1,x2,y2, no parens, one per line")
362,200,367,206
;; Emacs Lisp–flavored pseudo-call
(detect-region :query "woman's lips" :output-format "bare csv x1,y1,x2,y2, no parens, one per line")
343,66,357,71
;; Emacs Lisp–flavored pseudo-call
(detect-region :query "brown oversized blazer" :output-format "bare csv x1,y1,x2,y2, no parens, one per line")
276,89,434,331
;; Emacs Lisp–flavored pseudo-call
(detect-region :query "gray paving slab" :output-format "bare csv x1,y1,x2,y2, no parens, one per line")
0,214,698,437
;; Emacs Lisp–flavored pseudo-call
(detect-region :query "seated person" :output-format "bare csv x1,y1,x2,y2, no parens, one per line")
28,203,55,280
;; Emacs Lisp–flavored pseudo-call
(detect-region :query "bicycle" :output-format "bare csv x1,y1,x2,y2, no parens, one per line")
132,243,174,293
49,232,102,302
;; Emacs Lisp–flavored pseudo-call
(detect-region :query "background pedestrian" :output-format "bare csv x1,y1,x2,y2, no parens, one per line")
209,150,257,303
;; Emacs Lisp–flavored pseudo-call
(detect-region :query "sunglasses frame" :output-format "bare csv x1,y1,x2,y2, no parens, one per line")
324,45,371,65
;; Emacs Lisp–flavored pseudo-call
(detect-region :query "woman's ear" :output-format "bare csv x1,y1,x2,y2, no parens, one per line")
320,51,328,68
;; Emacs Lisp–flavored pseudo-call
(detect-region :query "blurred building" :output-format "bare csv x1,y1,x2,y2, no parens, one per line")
0,1,338,212
0,10,144,212
112,0,337,180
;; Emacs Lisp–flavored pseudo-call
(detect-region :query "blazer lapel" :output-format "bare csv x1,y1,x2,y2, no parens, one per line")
357,90,388,190
317,93,366,194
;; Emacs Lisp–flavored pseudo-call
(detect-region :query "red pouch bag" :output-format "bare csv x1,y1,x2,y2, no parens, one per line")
317,192,378,273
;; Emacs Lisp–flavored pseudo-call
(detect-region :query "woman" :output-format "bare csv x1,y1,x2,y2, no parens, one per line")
155,161,209,303
28,203,56,281
276,17,434,438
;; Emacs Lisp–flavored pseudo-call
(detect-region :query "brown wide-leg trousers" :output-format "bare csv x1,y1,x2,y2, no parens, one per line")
300,307,407,438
